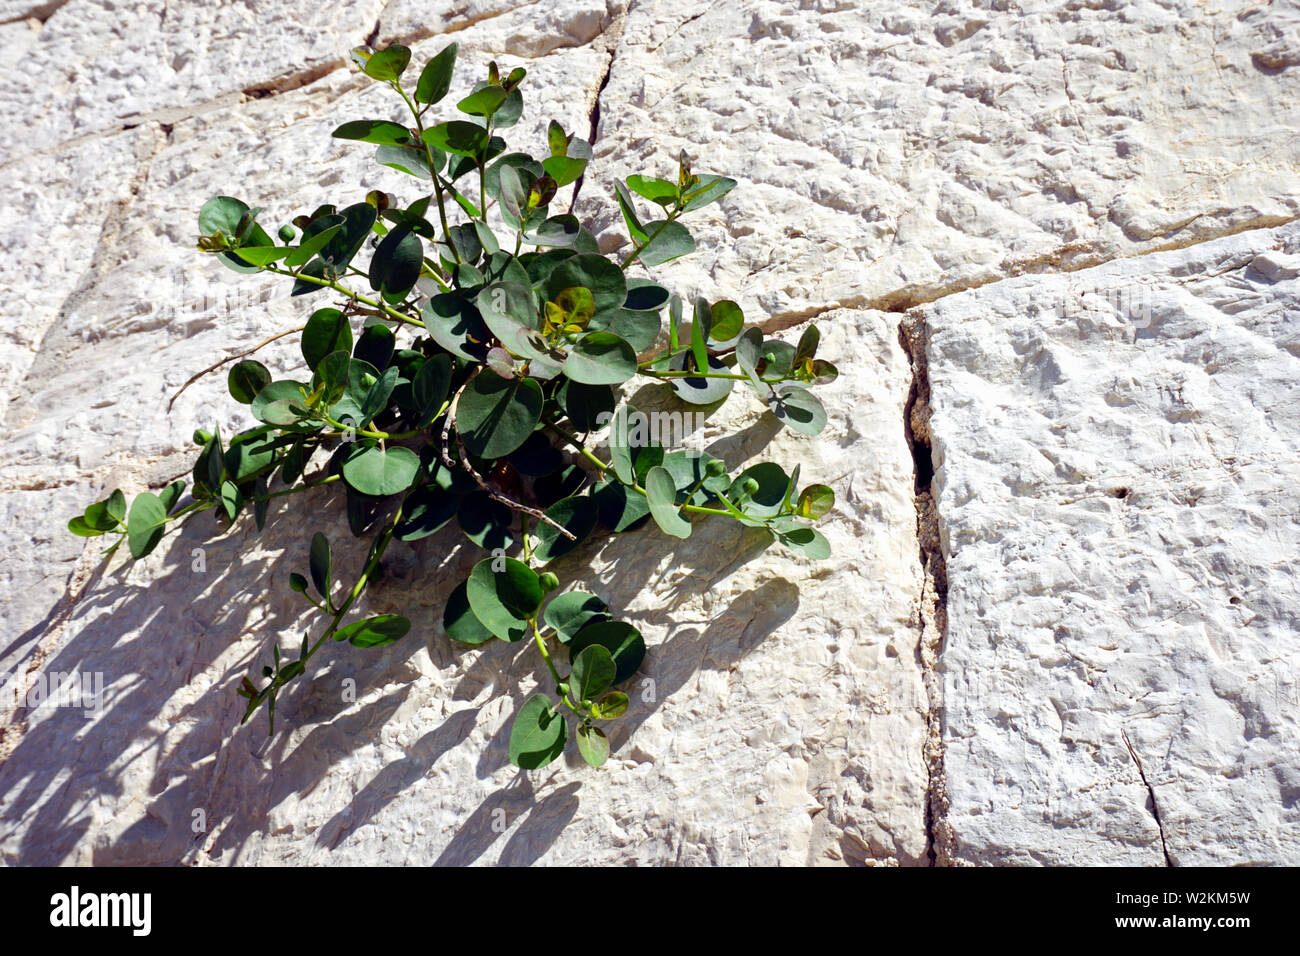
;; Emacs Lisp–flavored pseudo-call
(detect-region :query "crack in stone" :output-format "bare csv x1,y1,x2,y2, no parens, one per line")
568,0,629,216
1122,728,1175,866
754,209,1300,334
899,313,954,867
0,0,69,25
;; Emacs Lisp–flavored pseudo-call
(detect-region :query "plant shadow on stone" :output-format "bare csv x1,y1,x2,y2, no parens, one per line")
65,40,836,784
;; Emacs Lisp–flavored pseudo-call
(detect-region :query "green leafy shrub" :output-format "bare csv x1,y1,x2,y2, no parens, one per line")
70,42,839,769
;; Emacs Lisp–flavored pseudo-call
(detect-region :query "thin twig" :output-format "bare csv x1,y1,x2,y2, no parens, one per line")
167,325,305,412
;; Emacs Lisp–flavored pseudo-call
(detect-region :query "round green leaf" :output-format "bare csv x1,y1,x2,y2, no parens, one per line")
570,644,616,703
363,44,411,81
456,371,543,459
592,478,651,532
557,380,614,433
532,495,599,563
302,308,353,370
562,331,637,385
341,444,420,496
637,220,694,267
728,462,790,516
768,384,827,436
545,254,626,319
576,724,609,768
542,590,610,644
668,352,734,405
395,482,460,541
423,293,490,363
509,694,567,769
568,620,646,685
466,557,543,642
778,526,831,559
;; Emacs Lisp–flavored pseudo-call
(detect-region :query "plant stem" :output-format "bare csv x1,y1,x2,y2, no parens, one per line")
264,266,425,329
393,82,461,264
620,209,679,271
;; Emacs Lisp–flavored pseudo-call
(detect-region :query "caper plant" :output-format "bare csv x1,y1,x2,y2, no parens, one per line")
69,42,838,770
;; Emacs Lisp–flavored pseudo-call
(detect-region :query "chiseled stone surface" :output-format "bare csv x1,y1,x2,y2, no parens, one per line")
925,223,1300,865
581,0,1300,321
2,0,1298,866
0,12,927,865
0,0,389,157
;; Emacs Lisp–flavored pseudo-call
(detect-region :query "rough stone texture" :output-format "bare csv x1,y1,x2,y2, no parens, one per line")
925,222,1300,865
0,2,927,865
2,0,1298,865
581,0,1300,321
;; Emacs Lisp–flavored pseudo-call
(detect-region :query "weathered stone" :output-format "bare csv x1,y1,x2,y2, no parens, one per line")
924,222,1300,865
580,0,1300,324
0,15,925,866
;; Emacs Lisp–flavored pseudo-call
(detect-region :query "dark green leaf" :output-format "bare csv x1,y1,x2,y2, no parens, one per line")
457,491,515,550
456,371,543,458
421,121,488,158
309,531,331,601
227,360,271,405
395,482,460,541
413,353,453,426
568,620,645,685
570,643,616,702
335,614,411,647
341,444,420,496
467,557,542,642
543,590,609,644
126,492,166,559
532,495,599,563
545,254,626,319
728,462,790,516
353,323,395,370
320,203,378,271
368,226,422,298
557,380,614,432
509,694,567,769
332,119,413,146
415,43,458,104
363,44,411,80
443,580,494,645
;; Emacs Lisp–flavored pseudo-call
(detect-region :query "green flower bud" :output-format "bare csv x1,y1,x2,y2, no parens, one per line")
539,571,560,593
193,428,213,446
740,477,760,497
278,224,296,242
288,572,308,594
704,459,726,478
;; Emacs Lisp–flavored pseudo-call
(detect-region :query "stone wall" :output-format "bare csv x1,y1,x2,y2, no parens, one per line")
0,0,1296,865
